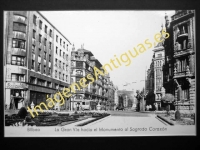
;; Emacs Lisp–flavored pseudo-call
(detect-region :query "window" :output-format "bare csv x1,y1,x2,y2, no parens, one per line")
31,59,35,69
63,74,65,81
158,54,162,58
55,59,57,66
47,81,52,88
45,25,47,33
44,52,46,60
55,70,57,78
66,54,68,60
44,65,46,74
39,34,42,43
38,48,41,56
33,30,36,39
11,56,25,66
11,74,25,82
12,39,26,49
55,83,59,89
66,65,68,71
37,79,46,86
59,72,61,79
56,47,58,54
76,62,83,68
60,38,62,46
38,63,41,72
182,89,189,100
66,75,68,82
76,70,83,75
60,50,62,57
48,68,51,75
39,20,42,29
59,61,61,68
63,63,65,69
176,59,188,72
63,52,65,59
63,42,65,48
44,38,47,46
30,77,36,84
49,29,52,37
32,45,35,53
49,55,51,62
67,44,68,51
33,15,37,25
49,42,52,50
56,35,58,42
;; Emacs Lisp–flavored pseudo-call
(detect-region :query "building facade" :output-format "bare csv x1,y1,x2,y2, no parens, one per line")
70,47,115,111
145,57,155,107
117,90,134,109
4,11,71,110
153,34,165,109
171,10,195,111
114,86,118,109
163,10,195,111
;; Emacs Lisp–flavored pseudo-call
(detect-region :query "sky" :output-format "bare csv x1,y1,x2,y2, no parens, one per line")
40,10,175,93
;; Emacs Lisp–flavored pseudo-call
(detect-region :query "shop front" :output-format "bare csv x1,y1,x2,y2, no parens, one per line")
5,81,28,110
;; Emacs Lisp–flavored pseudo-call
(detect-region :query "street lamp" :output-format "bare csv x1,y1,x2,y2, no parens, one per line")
140,80,148,112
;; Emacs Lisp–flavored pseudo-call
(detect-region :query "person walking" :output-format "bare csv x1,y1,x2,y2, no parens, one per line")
10,95,16,110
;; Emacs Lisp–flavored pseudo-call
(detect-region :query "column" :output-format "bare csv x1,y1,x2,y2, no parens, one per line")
5,89,11,108
25,90,30,107
154,68,156,94
188,54,194,74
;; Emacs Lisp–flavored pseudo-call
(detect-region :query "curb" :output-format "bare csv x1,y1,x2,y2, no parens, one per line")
76,115,111,126
157,115,174,126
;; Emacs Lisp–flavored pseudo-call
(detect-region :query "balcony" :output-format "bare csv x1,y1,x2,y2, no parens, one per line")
71,65,85,69
75,89,85,93
71,73,84,78
173,69,193,79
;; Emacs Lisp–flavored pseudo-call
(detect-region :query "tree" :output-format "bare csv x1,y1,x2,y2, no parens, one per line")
161,93,174,115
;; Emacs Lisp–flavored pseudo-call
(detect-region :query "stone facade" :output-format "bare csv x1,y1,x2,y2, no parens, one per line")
163,10,195,111
70,48,115,111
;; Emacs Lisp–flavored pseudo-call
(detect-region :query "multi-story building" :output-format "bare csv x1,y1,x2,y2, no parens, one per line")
152,31,165,109
170,10,195,111
163,10,195,111
117,90,134,109
145,57,155,107
70,47,115,111
107,80,115,110
4,11,71,110
52,23,71,109
114,85,118,109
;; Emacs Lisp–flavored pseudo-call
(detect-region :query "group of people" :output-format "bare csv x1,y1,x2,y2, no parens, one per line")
145,103,158,111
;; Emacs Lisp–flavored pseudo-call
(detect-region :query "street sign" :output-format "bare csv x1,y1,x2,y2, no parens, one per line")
5,82,28,89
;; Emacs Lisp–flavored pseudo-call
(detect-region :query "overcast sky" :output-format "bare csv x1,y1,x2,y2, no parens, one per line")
40,10,175,93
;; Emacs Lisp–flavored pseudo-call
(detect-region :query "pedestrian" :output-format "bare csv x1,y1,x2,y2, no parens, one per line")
146,105,149,111
154,103,158,111
10,95,16,110
149,104,152,111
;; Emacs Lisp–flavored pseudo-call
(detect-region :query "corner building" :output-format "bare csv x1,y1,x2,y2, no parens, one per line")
4,11,71,110
163,10,195,111
70,47,115,111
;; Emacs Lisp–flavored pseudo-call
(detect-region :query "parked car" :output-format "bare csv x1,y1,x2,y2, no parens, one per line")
116,106,125,111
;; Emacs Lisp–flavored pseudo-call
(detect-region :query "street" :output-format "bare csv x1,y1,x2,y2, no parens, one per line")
63,110,167,128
